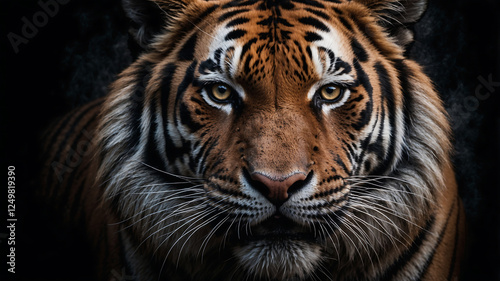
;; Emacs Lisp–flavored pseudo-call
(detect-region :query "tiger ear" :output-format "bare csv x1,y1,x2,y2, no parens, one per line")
122,0,191,49
354,0,428,47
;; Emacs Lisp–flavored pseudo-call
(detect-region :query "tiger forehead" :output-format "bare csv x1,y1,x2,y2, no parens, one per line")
209,0,349,43
196,1,354,86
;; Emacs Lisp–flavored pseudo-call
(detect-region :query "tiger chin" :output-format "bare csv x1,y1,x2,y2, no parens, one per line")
40,0,465,280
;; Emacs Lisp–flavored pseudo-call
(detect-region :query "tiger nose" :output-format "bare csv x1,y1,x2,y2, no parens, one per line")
250,172,307,206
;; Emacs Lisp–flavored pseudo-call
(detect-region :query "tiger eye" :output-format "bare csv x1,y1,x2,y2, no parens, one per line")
320,85,342,101
210,84,232,101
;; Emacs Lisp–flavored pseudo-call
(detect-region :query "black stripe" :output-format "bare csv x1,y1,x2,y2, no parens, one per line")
241,38,258,59
418,199,458,280
45,100,103,193
366,106,385,169
194,136,214,166
161,63,177,120
222,0,259,8
334,57,353,75
306,46,313,60
300,53,309,75
351,38,368,62
226,17,250,27
298,16,329,32
292,52,301,67
279,0,295,10
280,29,292,40
225,29,247,41
305,8,330,20
119,62,153,169
294,69,305,82
42,99,101,164
379,216,436,281
57,113,99,211
354,109,379,174
213,48,224,72
196,5,219,22
160,63,178,164
257,16,273,27
304,31,322,42
348,14,392,59
161,4,218,57
333,154,349,174
179,101,203,132
144,94,167,171
332,6,343,15
243,54,253,74
338,15,353,31
370,62,397,175
219,8,250,22
199,58,220,75
394,59,414,139
447,199,462,280
178,32,198,61
167,62,197,166
318,47,334,71
204,157,223,175
292,0,324,9
352,59,373,131
175,61,197,114
341,139,357,164
199,47,223,75
278,17,294,27
198,137,220,175
42,117,72,162
98,60,152,185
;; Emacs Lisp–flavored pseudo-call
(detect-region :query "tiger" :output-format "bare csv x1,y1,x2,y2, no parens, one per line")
40,0,465,280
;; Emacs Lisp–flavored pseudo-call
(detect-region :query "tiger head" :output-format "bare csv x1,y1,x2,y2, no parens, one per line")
97,0,452,279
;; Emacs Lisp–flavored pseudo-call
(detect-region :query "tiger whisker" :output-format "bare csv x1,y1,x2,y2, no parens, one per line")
348,179,432,201
112,189,207,228
157,209,219,279
110,193,201,227
351,201,407,237
130,203,208,258
174,210,229,268
325,212,365,267
155,208,216,257
138,161,204,182
349,195,428,234
348,174,415,186
345,204,406,250
349,189,420,213
337,209,377,268
199,195,237,259
317,221,340,261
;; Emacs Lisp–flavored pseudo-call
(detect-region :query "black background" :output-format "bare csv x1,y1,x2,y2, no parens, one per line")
1,0,499,280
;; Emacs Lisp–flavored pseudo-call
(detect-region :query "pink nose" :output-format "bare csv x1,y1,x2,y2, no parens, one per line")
250,172,307,204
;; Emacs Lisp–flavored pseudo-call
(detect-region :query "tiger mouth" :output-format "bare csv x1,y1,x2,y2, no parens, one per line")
240,213,318,243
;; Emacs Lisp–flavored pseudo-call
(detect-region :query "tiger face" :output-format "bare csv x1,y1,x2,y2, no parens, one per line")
95,0,461,280
168,2,404,276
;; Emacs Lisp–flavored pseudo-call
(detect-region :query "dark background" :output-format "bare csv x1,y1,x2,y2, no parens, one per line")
1,0,499,280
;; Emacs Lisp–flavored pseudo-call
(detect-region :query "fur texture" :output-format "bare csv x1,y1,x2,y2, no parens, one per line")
36,0,467,280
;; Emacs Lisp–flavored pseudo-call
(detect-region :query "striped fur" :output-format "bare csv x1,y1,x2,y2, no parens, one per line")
40,0,465,280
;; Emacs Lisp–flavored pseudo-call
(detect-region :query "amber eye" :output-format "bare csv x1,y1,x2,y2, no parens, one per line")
209,83,233,102
319,84,344,102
